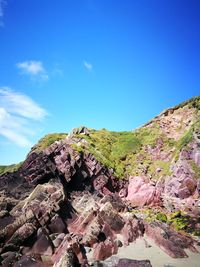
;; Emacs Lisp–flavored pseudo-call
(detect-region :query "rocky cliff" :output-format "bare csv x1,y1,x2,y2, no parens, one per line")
0,96,200,267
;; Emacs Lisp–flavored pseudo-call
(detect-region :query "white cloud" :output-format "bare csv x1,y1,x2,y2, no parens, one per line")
16,60,49,81
84,61,93,71
0,87,48,147
0,0,6,27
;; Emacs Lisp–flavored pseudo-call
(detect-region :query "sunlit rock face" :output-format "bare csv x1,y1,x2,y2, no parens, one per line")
0,96,200,266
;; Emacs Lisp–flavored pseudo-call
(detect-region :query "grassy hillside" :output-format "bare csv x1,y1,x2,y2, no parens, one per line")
72,96,200,179
0,162,23,175
1,96,199,179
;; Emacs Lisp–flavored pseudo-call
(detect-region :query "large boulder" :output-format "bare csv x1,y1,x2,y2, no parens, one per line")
126,176,161,207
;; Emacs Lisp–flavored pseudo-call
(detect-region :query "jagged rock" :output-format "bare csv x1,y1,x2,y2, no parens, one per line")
121,218,144,246
100,194,125,212
98,202,125,232
82,217,101,245
94,257,152,267
93,238,118,261
0,97,200,266
165,159,198,199
72,126,90,136
21,152,57,185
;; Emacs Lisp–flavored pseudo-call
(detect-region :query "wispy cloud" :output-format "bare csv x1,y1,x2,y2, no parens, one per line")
84,61,93,71
0,87,47,147
16,60,49,81
0,0,6,27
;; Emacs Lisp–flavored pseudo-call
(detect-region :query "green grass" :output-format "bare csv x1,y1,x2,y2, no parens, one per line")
30,133,68,153
0,162,23,175
173,95,200,111
177,128,193,150
72,123,170,178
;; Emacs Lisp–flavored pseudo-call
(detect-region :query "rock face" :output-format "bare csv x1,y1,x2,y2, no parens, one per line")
0,97,200,266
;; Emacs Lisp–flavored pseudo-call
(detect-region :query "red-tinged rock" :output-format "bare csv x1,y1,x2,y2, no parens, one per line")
121,218,143,246
126,176,161,207
7,223,36,248
144,222,197,258
52,233,65,248
31,232,53,256
117,259,152,267
93,238,117,261
51,235,71,264
98,202,125,232
102,223,116,242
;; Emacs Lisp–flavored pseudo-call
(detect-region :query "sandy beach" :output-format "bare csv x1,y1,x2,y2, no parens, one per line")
115,236,200,267
87,235,200,267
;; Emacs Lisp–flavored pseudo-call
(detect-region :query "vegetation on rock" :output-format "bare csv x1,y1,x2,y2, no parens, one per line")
30,133,68,153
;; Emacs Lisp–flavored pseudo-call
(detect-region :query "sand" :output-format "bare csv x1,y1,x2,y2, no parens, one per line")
116,236,200,267
87,235,200,267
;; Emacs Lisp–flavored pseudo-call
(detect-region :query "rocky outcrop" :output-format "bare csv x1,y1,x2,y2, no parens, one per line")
165,158,197,199
0,97,200,266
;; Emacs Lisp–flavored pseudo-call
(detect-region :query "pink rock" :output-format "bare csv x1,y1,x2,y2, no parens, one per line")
102,223,116,242
126,176,161,206
93,238,117,261
51,235,70,264
121,219,144,246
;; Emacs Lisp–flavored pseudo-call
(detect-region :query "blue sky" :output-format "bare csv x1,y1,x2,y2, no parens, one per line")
0,0,200,165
